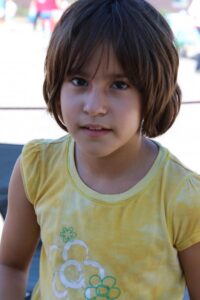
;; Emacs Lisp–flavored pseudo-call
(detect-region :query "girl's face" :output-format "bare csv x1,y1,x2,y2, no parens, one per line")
60,47,142,158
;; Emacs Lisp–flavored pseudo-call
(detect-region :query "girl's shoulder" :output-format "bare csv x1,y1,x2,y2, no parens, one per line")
22,134,71,155
156,142,200,184
20,135,72,205
166,148,200,185
155,143,200,201
20,134,72,177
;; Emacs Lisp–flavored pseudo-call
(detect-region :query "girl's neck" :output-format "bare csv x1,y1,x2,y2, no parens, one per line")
74,137,159,194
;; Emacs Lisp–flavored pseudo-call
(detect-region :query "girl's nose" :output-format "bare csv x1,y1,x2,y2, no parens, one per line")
83,88,108,116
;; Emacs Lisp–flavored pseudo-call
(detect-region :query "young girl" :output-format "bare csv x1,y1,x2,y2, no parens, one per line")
1,0,200,299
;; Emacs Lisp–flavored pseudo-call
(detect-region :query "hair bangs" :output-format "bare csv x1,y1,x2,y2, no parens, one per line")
62,2,128,79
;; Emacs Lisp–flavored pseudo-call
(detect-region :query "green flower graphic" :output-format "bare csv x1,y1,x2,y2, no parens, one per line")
85,274,121,300
60,226,77,243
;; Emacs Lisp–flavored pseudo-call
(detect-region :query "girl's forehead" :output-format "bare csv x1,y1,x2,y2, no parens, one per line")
81,46,125,78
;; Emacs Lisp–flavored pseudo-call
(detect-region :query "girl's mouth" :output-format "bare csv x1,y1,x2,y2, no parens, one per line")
80,125,111,137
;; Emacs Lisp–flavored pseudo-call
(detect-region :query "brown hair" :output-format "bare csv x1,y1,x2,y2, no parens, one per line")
43,0,181,138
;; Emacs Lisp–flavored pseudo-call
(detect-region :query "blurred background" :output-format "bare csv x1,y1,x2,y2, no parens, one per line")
0,1,199,299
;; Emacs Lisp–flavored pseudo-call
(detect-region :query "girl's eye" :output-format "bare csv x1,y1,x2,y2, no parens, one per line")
112,81,129,90
71,77,88,87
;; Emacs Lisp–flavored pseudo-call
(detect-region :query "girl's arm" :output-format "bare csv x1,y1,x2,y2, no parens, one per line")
178,242,200,300
0,157,40,299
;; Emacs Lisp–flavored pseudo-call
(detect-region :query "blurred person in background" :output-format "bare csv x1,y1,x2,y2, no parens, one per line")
29,0,58,33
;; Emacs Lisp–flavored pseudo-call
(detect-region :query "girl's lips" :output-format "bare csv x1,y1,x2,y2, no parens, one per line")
80,126,111,137
81,123,110,130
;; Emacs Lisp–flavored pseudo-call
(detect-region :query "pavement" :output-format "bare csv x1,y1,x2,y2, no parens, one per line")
0,18,200,300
